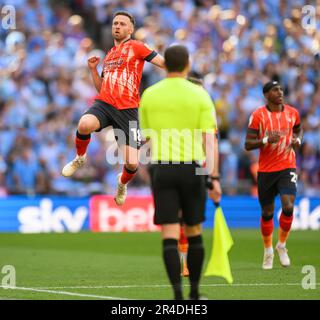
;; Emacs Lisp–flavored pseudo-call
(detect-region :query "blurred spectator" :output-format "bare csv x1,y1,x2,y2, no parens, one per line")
11,147,40,195
219,140,238,195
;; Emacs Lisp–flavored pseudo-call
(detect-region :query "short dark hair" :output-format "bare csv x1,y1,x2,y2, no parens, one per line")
263,81,280,94
113,11,135,27
164,45,189,72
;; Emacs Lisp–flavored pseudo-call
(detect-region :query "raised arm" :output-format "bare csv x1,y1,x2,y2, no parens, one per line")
150,53,165,69
88,56,102,93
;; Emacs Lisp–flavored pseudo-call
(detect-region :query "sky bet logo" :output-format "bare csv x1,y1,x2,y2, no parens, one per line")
90,195,160,232
18,199,88,233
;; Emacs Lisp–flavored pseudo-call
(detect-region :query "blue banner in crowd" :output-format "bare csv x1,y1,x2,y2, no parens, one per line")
0,196,319,232
204,196,320,231
0,197,90,233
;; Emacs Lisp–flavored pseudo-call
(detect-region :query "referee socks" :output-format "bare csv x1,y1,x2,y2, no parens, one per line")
162,239,183,300
187,235,204,300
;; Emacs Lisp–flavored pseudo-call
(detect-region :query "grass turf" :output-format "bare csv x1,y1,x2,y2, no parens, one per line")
0,229,319,300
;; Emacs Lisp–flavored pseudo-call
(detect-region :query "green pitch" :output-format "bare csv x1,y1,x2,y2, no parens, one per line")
0,230,319,300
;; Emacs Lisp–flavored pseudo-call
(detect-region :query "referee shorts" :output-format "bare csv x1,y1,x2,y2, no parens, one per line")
149,163,207,226
83,99,141,149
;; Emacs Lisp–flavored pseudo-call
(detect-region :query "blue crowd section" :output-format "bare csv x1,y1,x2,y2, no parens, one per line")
0,196,319,232
0,1,319,198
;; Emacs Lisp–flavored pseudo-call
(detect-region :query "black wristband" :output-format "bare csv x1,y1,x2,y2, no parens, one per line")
205,175,220,189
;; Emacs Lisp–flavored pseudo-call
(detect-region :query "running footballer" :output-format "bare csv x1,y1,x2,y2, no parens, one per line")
245,81,303,269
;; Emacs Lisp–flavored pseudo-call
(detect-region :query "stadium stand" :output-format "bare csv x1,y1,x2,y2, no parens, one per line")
0,0,319,197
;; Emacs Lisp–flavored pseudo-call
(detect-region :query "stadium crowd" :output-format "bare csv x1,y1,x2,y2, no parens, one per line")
0,0,319,197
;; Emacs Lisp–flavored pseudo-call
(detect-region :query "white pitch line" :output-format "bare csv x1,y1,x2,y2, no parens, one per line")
0,297,23,300
0,285,130,300
29,283,320,290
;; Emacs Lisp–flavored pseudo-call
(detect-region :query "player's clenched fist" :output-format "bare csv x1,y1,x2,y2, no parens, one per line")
291,136,301,148
87,56,100,69
268,133,280,144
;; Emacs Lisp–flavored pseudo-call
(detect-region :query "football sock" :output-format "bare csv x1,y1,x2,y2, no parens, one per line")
120,166,137,184
260,216,274,249
162,239,183,300
278,211,293,245
75,131,91,156
178,226,188,254
187,235,204,300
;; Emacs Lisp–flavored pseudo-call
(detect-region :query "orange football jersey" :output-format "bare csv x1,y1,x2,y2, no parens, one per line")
97,39,157,109
248,105,301,172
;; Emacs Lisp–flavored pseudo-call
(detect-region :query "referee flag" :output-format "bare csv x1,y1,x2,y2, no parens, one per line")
204,205,234,284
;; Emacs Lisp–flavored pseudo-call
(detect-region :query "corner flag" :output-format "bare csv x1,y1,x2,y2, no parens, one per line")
204,204,234,284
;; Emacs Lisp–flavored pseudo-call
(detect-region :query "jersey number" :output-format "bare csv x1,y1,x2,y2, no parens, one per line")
290,172,298,186
130,128,141,142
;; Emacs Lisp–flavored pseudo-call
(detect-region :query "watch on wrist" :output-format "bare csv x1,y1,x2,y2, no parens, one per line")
206,175,220,189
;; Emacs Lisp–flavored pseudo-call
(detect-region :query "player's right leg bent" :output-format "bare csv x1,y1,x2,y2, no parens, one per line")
62,102,105,177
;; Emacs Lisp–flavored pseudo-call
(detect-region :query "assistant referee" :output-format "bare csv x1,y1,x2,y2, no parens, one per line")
139,45,218,300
